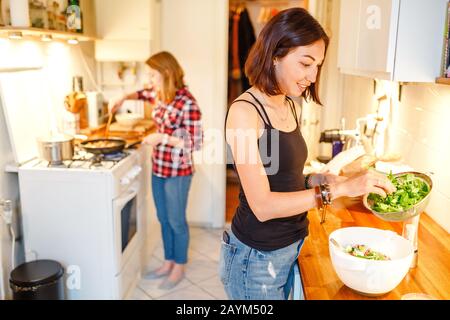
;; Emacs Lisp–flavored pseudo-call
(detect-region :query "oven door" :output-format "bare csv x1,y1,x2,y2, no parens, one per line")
113,180,141,275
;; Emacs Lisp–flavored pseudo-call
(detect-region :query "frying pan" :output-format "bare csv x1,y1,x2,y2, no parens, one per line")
80,138,142,155
80,138,126,155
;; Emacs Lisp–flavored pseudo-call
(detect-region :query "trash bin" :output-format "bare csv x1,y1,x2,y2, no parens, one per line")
10,260,65,300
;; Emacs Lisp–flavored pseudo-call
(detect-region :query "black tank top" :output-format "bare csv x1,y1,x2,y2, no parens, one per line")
225,91,309,251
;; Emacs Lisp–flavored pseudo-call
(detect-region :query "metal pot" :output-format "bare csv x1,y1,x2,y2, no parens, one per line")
37,134,74,165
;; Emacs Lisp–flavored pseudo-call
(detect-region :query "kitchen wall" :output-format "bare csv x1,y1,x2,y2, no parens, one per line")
0,39,97,298
96,0,228,228
97,61,153,111
160,0,228,228
340,77,450,233
310,0,450,233
306,0,344,162
0,99,21,300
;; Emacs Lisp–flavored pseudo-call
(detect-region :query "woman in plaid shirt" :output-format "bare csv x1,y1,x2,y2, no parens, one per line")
111,51,203,290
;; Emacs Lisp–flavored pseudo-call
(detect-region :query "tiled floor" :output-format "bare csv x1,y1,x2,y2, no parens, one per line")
128,226,228,300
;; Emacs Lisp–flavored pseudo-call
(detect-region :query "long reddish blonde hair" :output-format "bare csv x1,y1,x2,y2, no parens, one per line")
146,51,185,103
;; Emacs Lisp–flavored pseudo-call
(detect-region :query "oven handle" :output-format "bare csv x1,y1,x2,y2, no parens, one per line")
115,182,140,209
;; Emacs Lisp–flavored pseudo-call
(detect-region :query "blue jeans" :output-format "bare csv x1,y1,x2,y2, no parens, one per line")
152,174,193,264
219,230,305,300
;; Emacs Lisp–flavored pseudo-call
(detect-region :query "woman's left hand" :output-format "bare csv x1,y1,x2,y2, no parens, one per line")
142,133,163,146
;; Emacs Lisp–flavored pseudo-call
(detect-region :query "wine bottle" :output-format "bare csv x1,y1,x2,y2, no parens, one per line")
66,0,82,33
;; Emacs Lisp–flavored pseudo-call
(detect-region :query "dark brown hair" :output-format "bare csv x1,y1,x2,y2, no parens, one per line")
146,51,185,103
245,8,329,105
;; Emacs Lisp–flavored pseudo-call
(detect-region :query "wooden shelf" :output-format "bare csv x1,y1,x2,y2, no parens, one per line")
0,27,97,42
436,77,450,85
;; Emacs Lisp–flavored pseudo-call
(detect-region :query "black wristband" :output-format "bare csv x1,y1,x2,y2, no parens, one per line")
305,174,312,189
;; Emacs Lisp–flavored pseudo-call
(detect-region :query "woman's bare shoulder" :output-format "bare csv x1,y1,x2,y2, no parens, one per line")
227,99,260,129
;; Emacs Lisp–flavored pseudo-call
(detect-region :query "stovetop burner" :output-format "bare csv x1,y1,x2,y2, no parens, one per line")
34,148,131,170
103,151,128,161
47,162,69,168
87,152,128,168
90,154,104,167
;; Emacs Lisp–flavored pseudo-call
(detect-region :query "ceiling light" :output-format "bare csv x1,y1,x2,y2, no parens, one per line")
8,32,23,40
41,34,53,42
67,38,79,45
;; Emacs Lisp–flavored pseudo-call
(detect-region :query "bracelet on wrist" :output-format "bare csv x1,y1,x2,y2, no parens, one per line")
319,183,332,206
314,185,323,208
316,183,331,224
305,174,313,189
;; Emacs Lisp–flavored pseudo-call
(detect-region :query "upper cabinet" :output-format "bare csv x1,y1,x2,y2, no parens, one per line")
94,0,160,61
0,1,96,43
337,0,449,82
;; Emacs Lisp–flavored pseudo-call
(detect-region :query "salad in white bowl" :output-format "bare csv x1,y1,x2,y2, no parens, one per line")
329,227,414,296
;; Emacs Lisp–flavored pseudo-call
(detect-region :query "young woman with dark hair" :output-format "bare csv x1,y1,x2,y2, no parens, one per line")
221,8,395,300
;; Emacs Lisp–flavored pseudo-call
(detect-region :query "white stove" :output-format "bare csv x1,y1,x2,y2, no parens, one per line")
1,70,149,299
18,148,145,299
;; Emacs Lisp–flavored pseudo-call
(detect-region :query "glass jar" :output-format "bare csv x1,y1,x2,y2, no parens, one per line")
1,0,11,26
29,0,48,29
47,0,66,31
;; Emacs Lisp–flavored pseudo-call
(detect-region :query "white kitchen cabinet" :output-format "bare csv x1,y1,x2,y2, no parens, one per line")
337,0,448,82
94,0,161,61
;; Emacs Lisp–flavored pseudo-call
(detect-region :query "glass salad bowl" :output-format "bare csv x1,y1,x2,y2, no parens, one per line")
362,171,433,222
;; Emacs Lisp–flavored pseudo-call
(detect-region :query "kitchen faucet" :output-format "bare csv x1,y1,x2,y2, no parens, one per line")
338,117,377,155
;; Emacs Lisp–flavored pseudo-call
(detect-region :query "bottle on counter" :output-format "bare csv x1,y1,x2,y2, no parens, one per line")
64,76,88,133
62,108,80,135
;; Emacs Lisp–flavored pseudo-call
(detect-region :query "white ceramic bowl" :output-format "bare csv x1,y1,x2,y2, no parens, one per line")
329,227,414,296
115,113,143,126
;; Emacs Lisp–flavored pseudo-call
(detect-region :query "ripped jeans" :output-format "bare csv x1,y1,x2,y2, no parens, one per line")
219,230,305,300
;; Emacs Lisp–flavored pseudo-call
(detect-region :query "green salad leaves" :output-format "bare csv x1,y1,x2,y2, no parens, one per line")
345,244,390,261
368,173,430,213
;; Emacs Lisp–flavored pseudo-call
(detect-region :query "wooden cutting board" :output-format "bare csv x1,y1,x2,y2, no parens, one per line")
109,119,155,133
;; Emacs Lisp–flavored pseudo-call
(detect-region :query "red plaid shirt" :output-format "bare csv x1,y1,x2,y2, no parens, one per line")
137,86,203,178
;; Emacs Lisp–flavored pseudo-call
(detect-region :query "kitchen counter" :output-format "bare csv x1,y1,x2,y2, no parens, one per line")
298,198,450,300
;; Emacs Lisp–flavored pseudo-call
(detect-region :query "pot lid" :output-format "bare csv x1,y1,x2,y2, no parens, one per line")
37,133,74,143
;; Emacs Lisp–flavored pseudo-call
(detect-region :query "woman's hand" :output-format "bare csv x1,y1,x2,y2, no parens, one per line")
142,133,185,148
332,170,396,199
142,133,163,146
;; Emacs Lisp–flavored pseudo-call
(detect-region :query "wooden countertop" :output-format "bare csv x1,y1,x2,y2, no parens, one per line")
298,197,450,300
